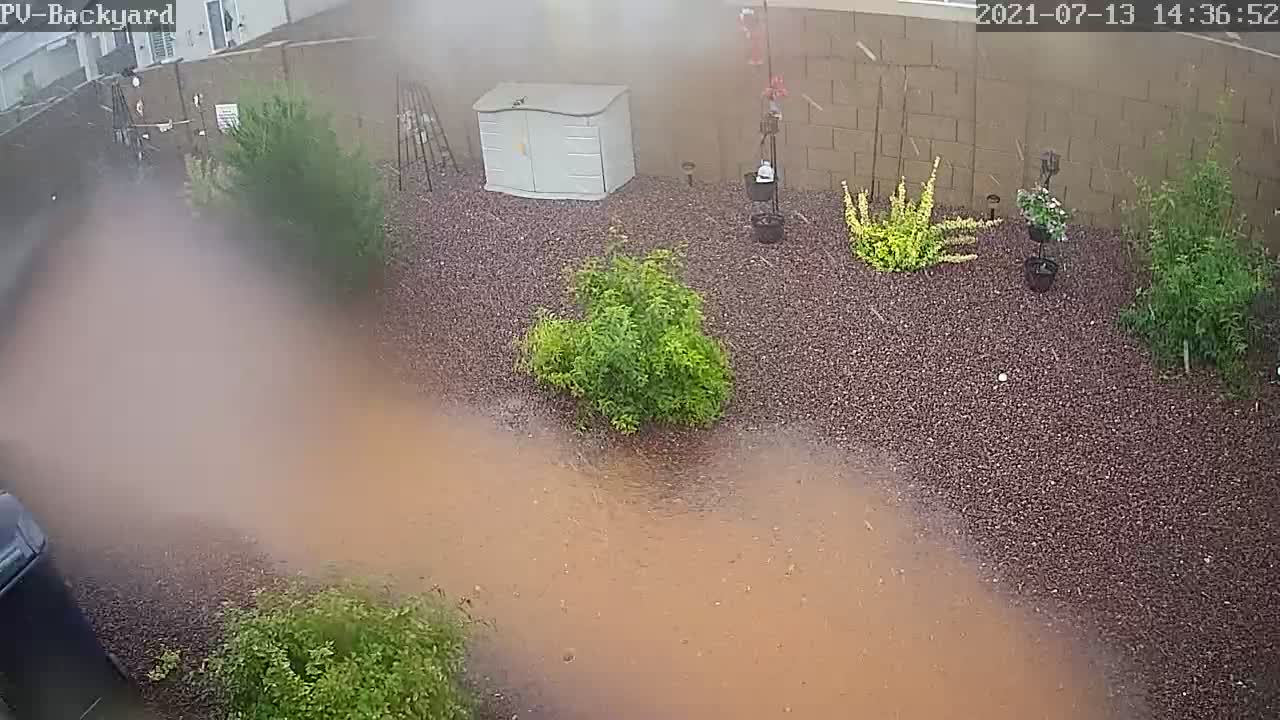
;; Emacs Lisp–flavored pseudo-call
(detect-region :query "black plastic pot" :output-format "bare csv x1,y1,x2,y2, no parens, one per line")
744,173,776,202
1023,256,1058,292
1029,223,1051,244
751,211,785,244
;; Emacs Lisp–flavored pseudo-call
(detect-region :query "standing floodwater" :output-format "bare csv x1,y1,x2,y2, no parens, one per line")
0,192,1124,720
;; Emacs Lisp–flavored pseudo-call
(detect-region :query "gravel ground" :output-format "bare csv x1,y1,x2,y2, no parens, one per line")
58,525,278,719
380,170,1280,720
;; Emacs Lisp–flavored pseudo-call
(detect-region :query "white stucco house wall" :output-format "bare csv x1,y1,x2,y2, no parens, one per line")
133,0,344,66
0,30,118,110
0,0,342,110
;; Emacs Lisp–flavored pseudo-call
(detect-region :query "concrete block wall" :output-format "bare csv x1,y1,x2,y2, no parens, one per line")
280,39,398,161
123,37,393,164
105,1,1279,246
733,9,1279,242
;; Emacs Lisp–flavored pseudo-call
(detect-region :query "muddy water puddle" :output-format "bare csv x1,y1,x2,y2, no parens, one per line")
0,199,1119,719
270,409,1118,720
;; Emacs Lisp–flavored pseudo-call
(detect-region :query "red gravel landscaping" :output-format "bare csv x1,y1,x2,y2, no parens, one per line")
379,171,1280,720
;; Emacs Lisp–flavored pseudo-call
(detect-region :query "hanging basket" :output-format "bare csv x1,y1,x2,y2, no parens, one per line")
744,173,776,202
759,112,780,136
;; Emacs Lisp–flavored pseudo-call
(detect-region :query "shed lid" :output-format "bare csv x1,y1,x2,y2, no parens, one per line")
473,83,629,116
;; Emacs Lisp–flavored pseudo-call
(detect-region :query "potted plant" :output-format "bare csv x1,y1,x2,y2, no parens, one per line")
1016,185,1069,292
751,210,784,243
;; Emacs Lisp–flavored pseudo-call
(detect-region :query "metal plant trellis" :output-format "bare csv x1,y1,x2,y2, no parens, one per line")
742,0,785,243
1034,149,1061,260
109,81,133,147
394,74,460,192
1039,148,1061,189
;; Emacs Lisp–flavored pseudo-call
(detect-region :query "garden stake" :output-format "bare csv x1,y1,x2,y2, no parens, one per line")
194,95,211,160
395,73,403,191
870,76,882,197
897,70,909,182
1037,150,1061,263
763,0,780,217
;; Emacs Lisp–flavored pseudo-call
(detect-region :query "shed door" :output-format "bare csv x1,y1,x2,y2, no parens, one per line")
478,111,533,191
527,111,606,197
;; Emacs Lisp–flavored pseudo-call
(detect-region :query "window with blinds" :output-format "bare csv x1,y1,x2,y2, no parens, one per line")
148,30,175,62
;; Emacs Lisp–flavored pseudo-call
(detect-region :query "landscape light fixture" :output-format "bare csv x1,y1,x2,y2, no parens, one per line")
986,193,1001,221
682,161,696,187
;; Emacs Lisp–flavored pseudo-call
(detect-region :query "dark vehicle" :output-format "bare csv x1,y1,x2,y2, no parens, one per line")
0,491,138,720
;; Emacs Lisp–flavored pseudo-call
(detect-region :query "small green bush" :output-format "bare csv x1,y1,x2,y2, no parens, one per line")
207,587,472,720
223,89,385,293
1120,125,1275,386
146,646,181,682
842,157,996,272
520,233,732,434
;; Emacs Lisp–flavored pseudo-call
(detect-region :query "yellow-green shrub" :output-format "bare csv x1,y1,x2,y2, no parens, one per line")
842,157,996,272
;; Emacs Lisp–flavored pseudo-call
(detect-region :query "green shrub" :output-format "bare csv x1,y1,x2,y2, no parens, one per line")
207,587,472,720
146,646,181,682
223,89,385,293
842,157,996,272
183,154,234,211
1120,125,1275,386
520,234,732,434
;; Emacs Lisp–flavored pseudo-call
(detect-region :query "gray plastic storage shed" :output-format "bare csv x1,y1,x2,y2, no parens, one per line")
474,83,636,201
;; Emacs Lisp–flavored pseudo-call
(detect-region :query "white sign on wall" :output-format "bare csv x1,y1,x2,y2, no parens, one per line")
215,103,239,131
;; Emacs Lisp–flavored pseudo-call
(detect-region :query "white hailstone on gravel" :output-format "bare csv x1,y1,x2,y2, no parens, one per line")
998,373,1009,382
